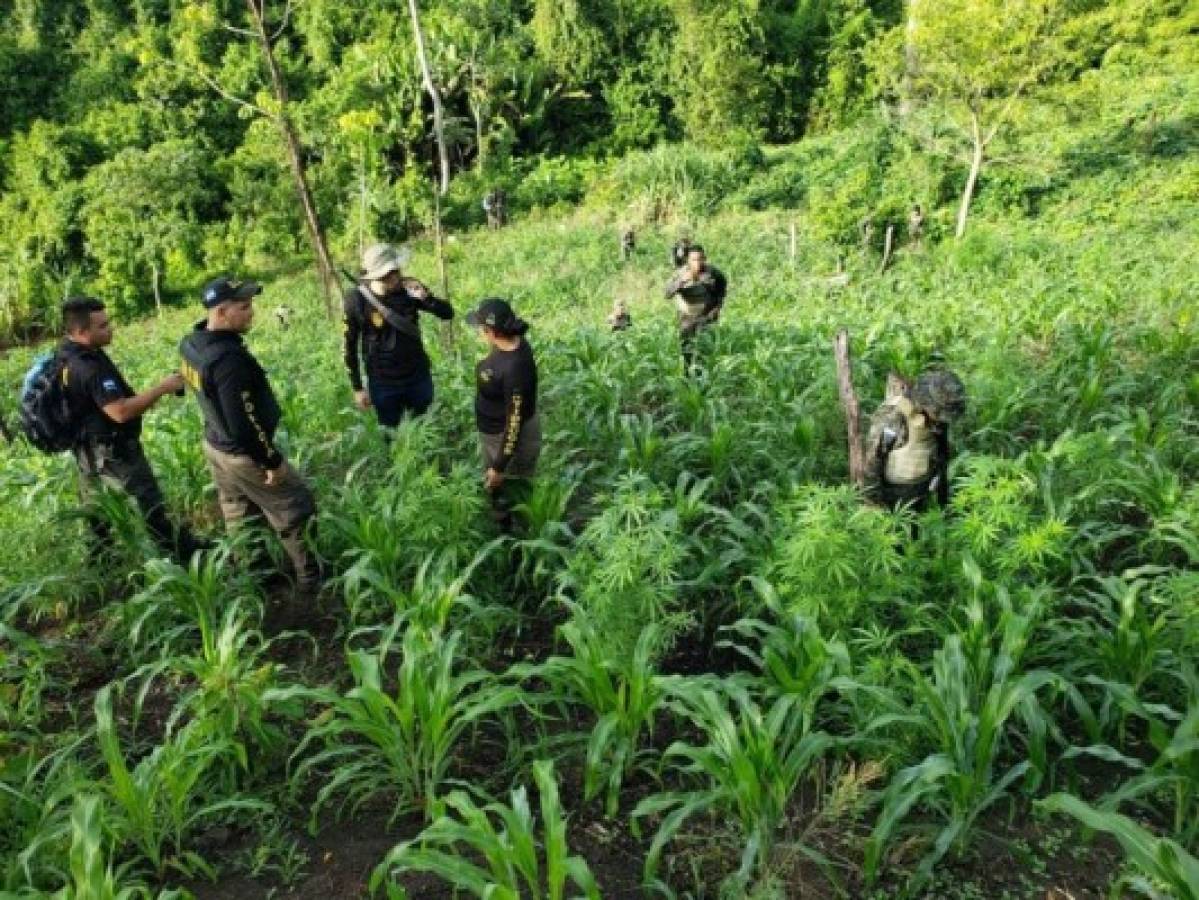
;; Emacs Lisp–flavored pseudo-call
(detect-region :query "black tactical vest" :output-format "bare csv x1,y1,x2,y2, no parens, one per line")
179,329,281,450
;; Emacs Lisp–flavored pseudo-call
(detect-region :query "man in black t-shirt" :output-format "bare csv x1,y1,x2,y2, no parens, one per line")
344,243,453,429
465,298,540,533
59,296,199,562
180,276,320,599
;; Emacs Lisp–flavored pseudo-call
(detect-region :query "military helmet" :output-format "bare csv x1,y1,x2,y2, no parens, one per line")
911,369,966,422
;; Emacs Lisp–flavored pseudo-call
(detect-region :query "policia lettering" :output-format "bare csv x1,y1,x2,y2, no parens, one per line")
467,298,540,533
180,276,320,596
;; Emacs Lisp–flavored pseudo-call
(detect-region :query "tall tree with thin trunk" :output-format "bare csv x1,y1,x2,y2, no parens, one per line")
407,0,450,196
181,0,339,312
902,0,1060,238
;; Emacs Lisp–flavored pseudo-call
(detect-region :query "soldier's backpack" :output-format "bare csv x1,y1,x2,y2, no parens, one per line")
18,353,76,453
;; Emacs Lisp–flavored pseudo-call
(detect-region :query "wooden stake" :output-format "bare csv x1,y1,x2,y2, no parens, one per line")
835,329,866,487
789,221,797,263
432,184,456,354
880,224,895,273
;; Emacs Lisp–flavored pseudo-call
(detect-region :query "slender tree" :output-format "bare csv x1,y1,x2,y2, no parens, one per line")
407,0,450,196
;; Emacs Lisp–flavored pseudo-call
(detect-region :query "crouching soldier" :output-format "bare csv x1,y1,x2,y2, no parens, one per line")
466,298,540,533
607,299,632,332
59,297,201,562
864,368,966,511
180,277,321,599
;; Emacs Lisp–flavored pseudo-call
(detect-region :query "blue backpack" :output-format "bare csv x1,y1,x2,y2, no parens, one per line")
19,353,76,453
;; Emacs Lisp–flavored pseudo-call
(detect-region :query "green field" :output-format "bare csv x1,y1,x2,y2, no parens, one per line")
3,6,1199,898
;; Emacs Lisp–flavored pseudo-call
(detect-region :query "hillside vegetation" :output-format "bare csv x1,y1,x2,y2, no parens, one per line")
1,1,1198,898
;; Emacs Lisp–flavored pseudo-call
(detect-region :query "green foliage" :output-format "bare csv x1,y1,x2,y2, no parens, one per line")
1038,793,1199,900
290,623,521,825
371,759,600,900
519,617,668,818
633,679,836,894
863,597,1060,891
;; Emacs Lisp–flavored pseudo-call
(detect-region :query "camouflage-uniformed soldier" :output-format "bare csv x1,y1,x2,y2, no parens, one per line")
620,228,636,261
664,244,727,371
908,205,925,248
483,188,507,230
864,369,966,511
607,299,632,332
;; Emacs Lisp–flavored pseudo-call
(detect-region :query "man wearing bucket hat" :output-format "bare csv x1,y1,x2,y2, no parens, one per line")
465,298,540,533
179,276,321,599
864,368,967,511
344,243,454,428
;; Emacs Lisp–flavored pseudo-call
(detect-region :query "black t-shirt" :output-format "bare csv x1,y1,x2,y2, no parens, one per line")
60,339,140,443
475,340,538,469
343,285,453,390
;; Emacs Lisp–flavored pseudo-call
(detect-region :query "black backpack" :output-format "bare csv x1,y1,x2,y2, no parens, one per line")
19,352,77,453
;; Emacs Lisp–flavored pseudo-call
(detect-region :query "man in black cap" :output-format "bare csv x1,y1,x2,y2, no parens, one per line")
465,298,540,533
179,276,320,597
59,296,200,562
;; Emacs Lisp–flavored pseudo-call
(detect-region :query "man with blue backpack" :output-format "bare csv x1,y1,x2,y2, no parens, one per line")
26,297,200,562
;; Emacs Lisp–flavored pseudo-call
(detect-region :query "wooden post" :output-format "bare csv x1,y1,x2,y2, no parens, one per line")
835,329,866,487
880,224,895,273
789,221,797,263
432,185,456,355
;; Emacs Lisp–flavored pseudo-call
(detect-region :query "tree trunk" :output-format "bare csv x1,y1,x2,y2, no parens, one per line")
358,148,368,259
469,96,486,172
150,259,163,318
956,108,985,239
834,329,866,488
900,0,920,117
408,0,450,196
245,0,338,314
432,185,456,355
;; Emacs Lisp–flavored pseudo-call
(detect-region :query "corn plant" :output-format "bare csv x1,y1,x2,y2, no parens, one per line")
1038,793,1199,900
119,541,260,663
290,623,521,826
518,616,667,818
632,680,836,895
2,736,86,892
1064,663,1199,847
717,598,852,734
863,599,1059,890
369,759,600,900
51,794,189,900
131,598,308,787
93,686,270,880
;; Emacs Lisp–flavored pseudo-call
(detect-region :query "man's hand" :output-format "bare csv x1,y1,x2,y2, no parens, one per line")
264,462,289,486
161,373,186,396
353,389,371,411
484,468,505,491
406,280,430,300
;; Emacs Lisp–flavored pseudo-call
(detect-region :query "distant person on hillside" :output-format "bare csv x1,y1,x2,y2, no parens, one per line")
607,298,632,332
908,205,925,248
180,276,321,601
483,188,507,230
59,296,201,563
860,216,876,252
664,244,727,371
466,298,540,534
671,234,693,269
343,243,454,429
621,228,636,262
864,368,966,511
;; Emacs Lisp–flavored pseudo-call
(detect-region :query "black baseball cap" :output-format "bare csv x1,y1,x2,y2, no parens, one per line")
202,276,262,308
465,298,526,333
